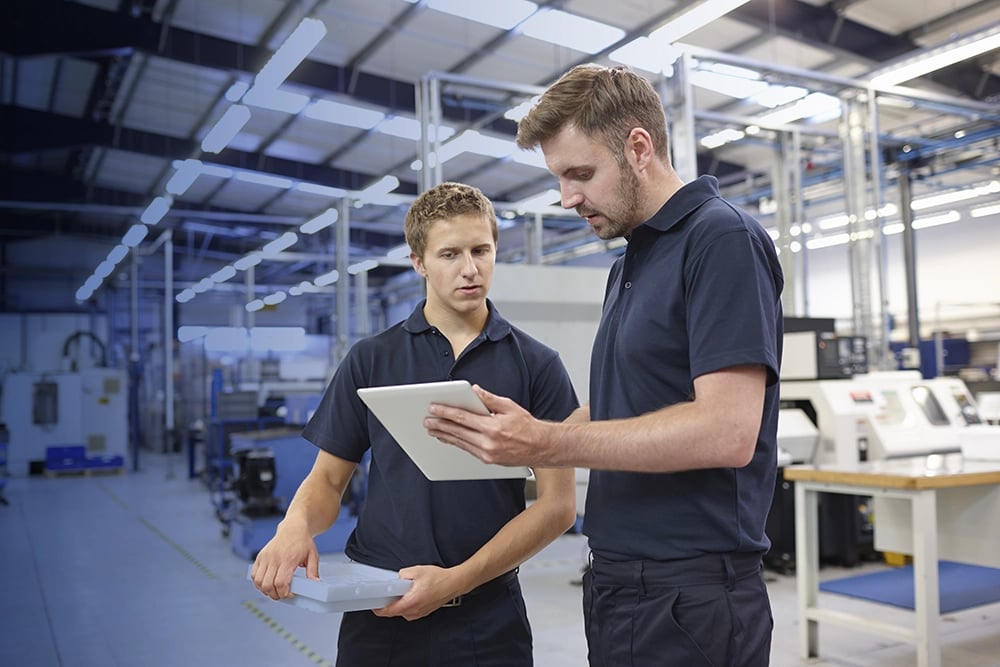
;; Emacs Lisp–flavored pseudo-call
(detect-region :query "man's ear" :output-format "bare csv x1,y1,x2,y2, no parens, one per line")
411,252,426,277
626,127,655,170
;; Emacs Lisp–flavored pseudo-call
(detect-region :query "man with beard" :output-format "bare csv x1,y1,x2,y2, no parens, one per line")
425,65,784,667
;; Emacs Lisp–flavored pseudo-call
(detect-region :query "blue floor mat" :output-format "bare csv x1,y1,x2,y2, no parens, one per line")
819,561,1000,614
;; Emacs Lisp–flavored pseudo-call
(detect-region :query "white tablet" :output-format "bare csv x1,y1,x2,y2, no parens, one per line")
357,380,531,481
247,561,412,613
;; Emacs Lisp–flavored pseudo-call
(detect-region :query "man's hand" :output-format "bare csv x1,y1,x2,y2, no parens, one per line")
372,565,467,621
424,384,558,467
250,521,320,600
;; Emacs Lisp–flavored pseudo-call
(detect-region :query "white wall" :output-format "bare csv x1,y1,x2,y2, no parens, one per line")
490,264,608,403
0,313,110,373
794,210,999,340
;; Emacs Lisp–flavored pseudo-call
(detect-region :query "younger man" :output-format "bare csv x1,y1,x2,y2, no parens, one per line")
251,181,578,666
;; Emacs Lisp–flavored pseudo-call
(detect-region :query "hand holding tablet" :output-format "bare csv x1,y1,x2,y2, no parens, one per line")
358,380,531,481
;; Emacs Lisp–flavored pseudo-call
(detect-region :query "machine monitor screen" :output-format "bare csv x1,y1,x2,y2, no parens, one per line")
911,385,950,426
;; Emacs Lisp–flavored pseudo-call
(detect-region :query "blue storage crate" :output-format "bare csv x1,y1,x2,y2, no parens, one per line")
86,455,124,470
45,445,88,471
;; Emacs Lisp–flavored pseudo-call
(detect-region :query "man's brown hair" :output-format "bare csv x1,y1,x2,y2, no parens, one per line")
404,181,499,258
516,64,670,167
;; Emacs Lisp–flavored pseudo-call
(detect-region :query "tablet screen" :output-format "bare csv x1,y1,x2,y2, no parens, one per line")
357,380,531,481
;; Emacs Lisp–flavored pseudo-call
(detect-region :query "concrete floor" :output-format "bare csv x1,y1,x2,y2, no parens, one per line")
2,451,999,666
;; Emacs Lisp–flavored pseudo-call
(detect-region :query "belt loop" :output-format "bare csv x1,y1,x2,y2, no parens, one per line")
636,560,646,597
723,554,736,591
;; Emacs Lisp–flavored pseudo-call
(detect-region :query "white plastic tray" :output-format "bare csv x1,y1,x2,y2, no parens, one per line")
248,561,412,613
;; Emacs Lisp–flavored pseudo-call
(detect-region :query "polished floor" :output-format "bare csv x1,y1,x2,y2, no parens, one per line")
2,451,999,667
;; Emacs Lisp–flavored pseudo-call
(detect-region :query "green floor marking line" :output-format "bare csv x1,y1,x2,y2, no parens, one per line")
139,517,218,579
242,600,333,667
96,481,130,511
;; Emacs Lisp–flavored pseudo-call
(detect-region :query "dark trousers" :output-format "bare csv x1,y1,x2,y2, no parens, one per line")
583,551,773,667
336,574,532,666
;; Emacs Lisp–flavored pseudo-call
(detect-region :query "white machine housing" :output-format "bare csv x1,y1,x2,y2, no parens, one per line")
781,371,998,465
1,369,128,475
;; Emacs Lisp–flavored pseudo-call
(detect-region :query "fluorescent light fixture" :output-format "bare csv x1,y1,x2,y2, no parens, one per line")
251,326,305,352
609,37,683,75
817,214,850,230
971,202,1000,218
255,18,327,90
192,277,215,294
356,175,400,205
95,260,115,279
177,326,210,342
508,149,547,170
751,85,807,109
201,104,252,153
805,233,851,250
211,266,237,283
75,286,93,302
234,252,263,271
420,130,517,169
303,99,385,129
107,245,129,264
757,92,840,126
386,243,411,260
505,96,540,122
175,288,197,303
912,210,960,229
910,180,1000,211
295,280,322,293
165,159,203,195
289,284,303,296
234,170,293,189
246,299,265,313
512,188,560,213
84,275,102,291
296,182,347,198
348,259,379,275
690,68,767,100
140,196,172,225
226,81,250,102
378,116,455,142
314,269,340,286
263,291,287,306
204,327,251,353
519,9,625,54
200,163,234,179
261,231,298,257
122,223,149,247
700,128,745,148
300,208,338,234
649,0,751,44
243,86,311,114
404,0,538,30
882,222,904,235
870,24,1000,88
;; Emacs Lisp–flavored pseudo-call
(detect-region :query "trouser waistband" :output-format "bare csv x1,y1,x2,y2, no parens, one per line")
589,551,762,592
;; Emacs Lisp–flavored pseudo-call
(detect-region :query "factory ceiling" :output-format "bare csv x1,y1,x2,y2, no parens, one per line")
1,0,998,309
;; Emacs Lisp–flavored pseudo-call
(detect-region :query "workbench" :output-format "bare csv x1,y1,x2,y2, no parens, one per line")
784,454,1000,667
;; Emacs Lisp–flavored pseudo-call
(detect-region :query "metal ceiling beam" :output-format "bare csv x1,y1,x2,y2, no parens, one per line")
0,106,419,196
2,0,512,129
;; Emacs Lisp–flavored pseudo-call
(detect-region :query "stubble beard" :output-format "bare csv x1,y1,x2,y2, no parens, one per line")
590,166,642,240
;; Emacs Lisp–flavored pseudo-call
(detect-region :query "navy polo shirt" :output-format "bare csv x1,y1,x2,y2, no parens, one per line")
302,299,578,571
584,175,784,562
